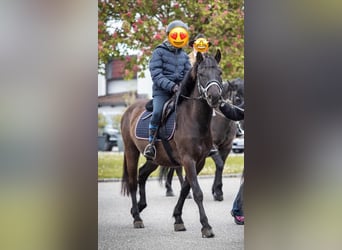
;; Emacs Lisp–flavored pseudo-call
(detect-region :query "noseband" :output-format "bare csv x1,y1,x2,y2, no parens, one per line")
197,79,223,100
180,77,223,103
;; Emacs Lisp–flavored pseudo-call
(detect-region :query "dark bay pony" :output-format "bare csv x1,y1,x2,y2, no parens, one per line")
120,50,223,238
210,78,244,201
160,78,245,201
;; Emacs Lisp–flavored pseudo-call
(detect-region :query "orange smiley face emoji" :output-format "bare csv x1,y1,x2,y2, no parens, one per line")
168,27,189,48
193,38,209,53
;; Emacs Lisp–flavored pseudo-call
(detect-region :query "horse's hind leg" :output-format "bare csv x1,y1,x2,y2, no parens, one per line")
211,153,224,201
165,168,175,196
138,161,158,212
124,145,144,228
130,189,144,228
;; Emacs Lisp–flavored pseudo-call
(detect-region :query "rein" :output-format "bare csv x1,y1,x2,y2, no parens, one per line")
221,85,244,112
179,94,202,101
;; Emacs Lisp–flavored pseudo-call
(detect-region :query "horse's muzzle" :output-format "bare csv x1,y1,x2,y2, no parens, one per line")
206,94,221,108
201,80,222,108
205,82,222,108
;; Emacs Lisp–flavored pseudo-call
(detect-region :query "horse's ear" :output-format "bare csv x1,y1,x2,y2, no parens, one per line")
215,49,221,63
196,52,204,64
221,81,230,99
228,79,237,90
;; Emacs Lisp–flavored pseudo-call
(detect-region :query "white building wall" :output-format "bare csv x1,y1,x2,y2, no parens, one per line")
98,68,152,97
107,79,137,94
98,74,106,96
98,105,126,116
137,68,152,98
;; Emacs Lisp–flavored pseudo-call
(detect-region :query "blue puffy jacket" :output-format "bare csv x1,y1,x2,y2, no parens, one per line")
149,41,191,96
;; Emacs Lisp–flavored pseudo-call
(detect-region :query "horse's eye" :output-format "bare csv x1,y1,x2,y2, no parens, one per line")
197,69,206,76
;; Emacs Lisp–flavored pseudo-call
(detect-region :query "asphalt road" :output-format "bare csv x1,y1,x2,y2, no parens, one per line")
98,176,244,250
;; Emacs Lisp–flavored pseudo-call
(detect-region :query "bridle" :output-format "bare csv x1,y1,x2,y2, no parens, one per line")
197,79,223,101
180,61,223,104
219,80,244,112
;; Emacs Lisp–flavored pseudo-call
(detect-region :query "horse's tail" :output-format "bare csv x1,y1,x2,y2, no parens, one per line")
121,154,130,196
158,166,168,185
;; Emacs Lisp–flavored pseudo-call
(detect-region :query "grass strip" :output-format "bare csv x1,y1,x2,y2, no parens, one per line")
98,152,244,179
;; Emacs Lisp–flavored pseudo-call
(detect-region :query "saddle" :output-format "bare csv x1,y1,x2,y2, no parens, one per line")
135,95,177,141
135,95,180,165
144,96,176,124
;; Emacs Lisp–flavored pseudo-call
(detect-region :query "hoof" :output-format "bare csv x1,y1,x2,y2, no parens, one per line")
166,190,175,197
133,220,144,228
174,223,186,231
201,227,215,238
213,193,223,201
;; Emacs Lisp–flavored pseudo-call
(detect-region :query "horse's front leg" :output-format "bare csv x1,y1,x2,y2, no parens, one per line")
138,161,158,212
192,159,215,238
175,167,192,199
172,177,191,231
211,153,224,201
174,158,214,238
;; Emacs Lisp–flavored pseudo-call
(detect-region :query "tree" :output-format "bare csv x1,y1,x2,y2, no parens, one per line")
98,0,244,80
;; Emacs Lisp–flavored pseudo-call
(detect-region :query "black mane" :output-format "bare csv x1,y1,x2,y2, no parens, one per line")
176,66,196,105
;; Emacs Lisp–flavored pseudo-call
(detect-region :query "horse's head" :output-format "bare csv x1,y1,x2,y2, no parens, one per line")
224,78,244,108
194,49,223,108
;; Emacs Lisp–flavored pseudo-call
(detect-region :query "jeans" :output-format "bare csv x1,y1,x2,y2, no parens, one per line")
150,95,171,127
232,181,244,216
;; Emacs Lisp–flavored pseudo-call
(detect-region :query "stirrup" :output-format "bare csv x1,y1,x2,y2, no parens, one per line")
143,143,156,160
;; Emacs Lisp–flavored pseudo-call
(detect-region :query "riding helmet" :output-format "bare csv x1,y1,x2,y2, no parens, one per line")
166,20,189,34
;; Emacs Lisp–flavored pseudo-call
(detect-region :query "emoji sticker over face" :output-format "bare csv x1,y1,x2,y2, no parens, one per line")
193,38,209,53
168,27,189,48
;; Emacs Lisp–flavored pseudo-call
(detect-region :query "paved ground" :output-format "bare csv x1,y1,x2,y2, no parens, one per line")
98,176,244,250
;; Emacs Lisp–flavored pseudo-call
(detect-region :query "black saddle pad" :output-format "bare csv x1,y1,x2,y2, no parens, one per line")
135,110,176,141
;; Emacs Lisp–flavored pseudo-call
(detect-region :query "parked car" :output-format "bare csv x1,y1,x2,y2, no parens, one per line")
98,111,123,152
232,136,244,153
102,125,120,151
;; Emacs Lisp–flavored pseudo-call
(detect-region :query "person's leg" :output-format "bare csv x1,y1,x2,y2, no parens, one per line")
232,182,243,216
231,181,244,225
144,95,170,159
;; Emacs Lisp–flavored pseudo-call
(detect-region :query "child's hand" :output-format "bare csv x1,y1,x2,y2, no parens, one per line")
172,84,179,93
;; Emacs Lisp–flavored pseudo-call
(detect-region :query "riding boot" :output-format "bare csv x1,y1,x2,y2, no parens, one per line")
143,126,158,160
208,144,218,156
